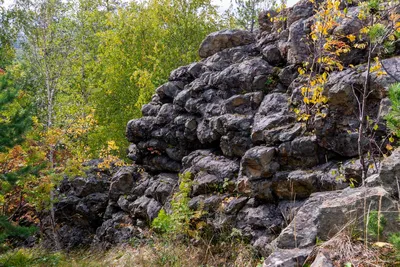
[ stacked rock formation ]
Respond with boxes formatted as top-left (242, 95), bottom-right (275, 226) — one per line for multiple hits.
top-left (50, 0), bottom-right (400, 265)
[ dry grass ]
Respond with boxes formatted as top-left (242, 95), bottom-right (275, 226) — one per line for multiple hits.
top-left (307, 232), bottom-right (395, 267)
top-left (0, 236), bottom-right (262, 267)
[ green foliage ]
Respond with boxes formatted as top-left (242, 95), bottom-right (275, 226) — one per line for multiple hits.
top-left (91, 0), bottom-right (224, 155)
top-left (0, 74), bottom-right (31, 153)
top-left (388, 232), bottom-right (400, 251)
top-left (0, 2), bottom-right (16, 68)
top-left (386, 83), bottom-right (400, 137)
top-left (367, 211), bottom-right (386, 238)
top-left (152, 171), bottom-right (208, 240)
top-left (231, 0), bottom-right (276, 32)
top-left (0, 216), bottom-right (37, 250)
top-left (369, 23), bottom-right (386, 44)
top-left (367, 0), bottom-right (380, 11)
top-left (152, 172), bottom-right (196, 237)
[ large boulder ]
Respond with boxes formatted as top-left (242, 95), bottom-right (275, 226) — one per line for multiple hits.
top-left (270, 187), bottom-right (398, 251)
top-left (198, 29), bottom-right (256, 58)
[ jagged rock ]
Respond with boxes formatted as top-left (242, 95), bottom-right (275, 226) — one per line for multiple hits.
top-left (374, 56), bottom-right (400, 90)
top-left (252, 93), bottom-right (294, 143)
top-left (240, 146), bottom-right (279, 180)
top-left (286, 0), bottom-right (316, 27)
top-left (310, 252), bottom-right (334, 267)
top-left (333, 6), bottom-right (363, 36)
top-left (263, 124), bottom-right (303, 146)
top-left (272, 171), bottom-right (319, 200)
top-left (57, 225), bottom-right (93, 250)
top-left (270, 187), bottom-right (398, 251)
top-left (128, 195), bottom-right (162, 221)
top-left (189, 195), bottom-right (225, 216)
top-left (183, 150), bottom-right (240, 180)
top-left (278, 135), bottom-right (321, 169)
top-left (155, 81), bottom-right (185, 103)
top-left (278, 65), bottom-right (299, 87)
top-left (198, 29), bottom-right (256, 58)
top-left (287, 18), bottom-right (312, 64)
top-left (236, 204), bottom-right (282, 241)
top-left (141, 101), bottom-right (161, 117)
top-left (75, 193), bottom-right (109, 222)
top-left (224, 197), bottom-right (249, 214)
top-left (376, 147), bottom-right (400, 197)
top-left (324, 69), bottom-right (359, 116)
top-left (70, 176), bottom-right (109, 197)
top-left (126, 117), bottom-right (155, 143)
top-left (93, 212), bottom-right (139, 250)
top-left (262, 44), bottom-right (283, 65)
top-left (109, 166), bottom-right (139, 201)
top-left (144, 173), bottom-right (178, 204)
top-left (263, 248), bottom-right (312, 267)
top-left (141, 155), bottom-right (181, 172)
top-left (208, 57), bottom-right (274, 93)
top-left (377, 97), bottom-right (391, 121)
top-left (220, 134), bottom-right (253, 157)
top-left (224, 92), bottom-right (264, 115)
top-left (192, 173), bottom-right (222, 196)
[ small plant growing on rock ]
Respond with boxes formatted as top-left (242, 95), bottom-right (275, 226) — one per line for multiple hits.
top-left (152, 171), bottom-right (206, 239)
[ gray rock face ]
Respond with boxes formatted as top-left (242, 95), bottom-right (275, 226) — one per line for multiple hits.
top-left (376, 147), bottom-right (400, 198)
top-left (240, 146), bottom-right (279, 180)
top-left (269, 186), bottom-right (398, 252)
top-left (263, 248), bottom-right (312, 267)
top-left (198, 29), bottom-right (256, 58)
top-left (310, 252), bottom-right (334, 267)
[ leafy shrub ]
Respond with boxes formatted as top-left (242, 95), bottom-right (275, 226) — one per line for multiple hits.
top-left (152, 171), bottom-right (194, 236)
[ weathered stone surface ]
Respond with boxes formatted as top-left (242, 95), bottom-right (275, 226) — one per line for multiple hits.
top-left (240, 146), bottom-right (279, 180)
top-left (144, 173), bottom-right (178, 203)
top-left (183, 150), bottom-right (240, 180)
top-left (236, 203), bottom-right (283, 241)
top-left (70, 176), bottom-right (109, 197)
top-left (287, 19), bottom-right (312, 64)
top-left (109, 166), bottom-right (139, 201)
top-left (376, 147), bottom-right (400, 197)
top-left (278, 136), bottom-right (321, 169)
top-left (263, 248), bottom-right (312, 267)
top-left (310, 252), bottom-right (334, 267)
top-left (271, 187), bottom-right (398, 251)
top-left (198, 29), bottom-right (256, 58)
top-left (93, 212), bottom-right (139, 250)
top-left (128, 195), bottom-right (162, 221)
top-left (252, 93), bottom-right (294, 143)
top-left (278, 65), bottom-right (298, 87)
top-left (262, 44), bottom-right (283, 65)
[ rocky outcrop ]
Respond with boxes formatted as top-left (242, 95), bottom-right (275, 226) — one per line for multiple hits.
top-left (50, 0), bottom-right (400, 266)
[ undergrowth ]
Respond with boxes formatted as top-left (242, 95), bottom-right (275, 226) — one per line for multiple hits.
top-left (0, 240), bottom-right (261, 267)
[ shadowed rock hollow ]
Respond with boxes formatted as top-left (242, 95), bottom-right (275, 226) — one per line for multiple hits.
top-left (50, 0), bottom-right (400, 265)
